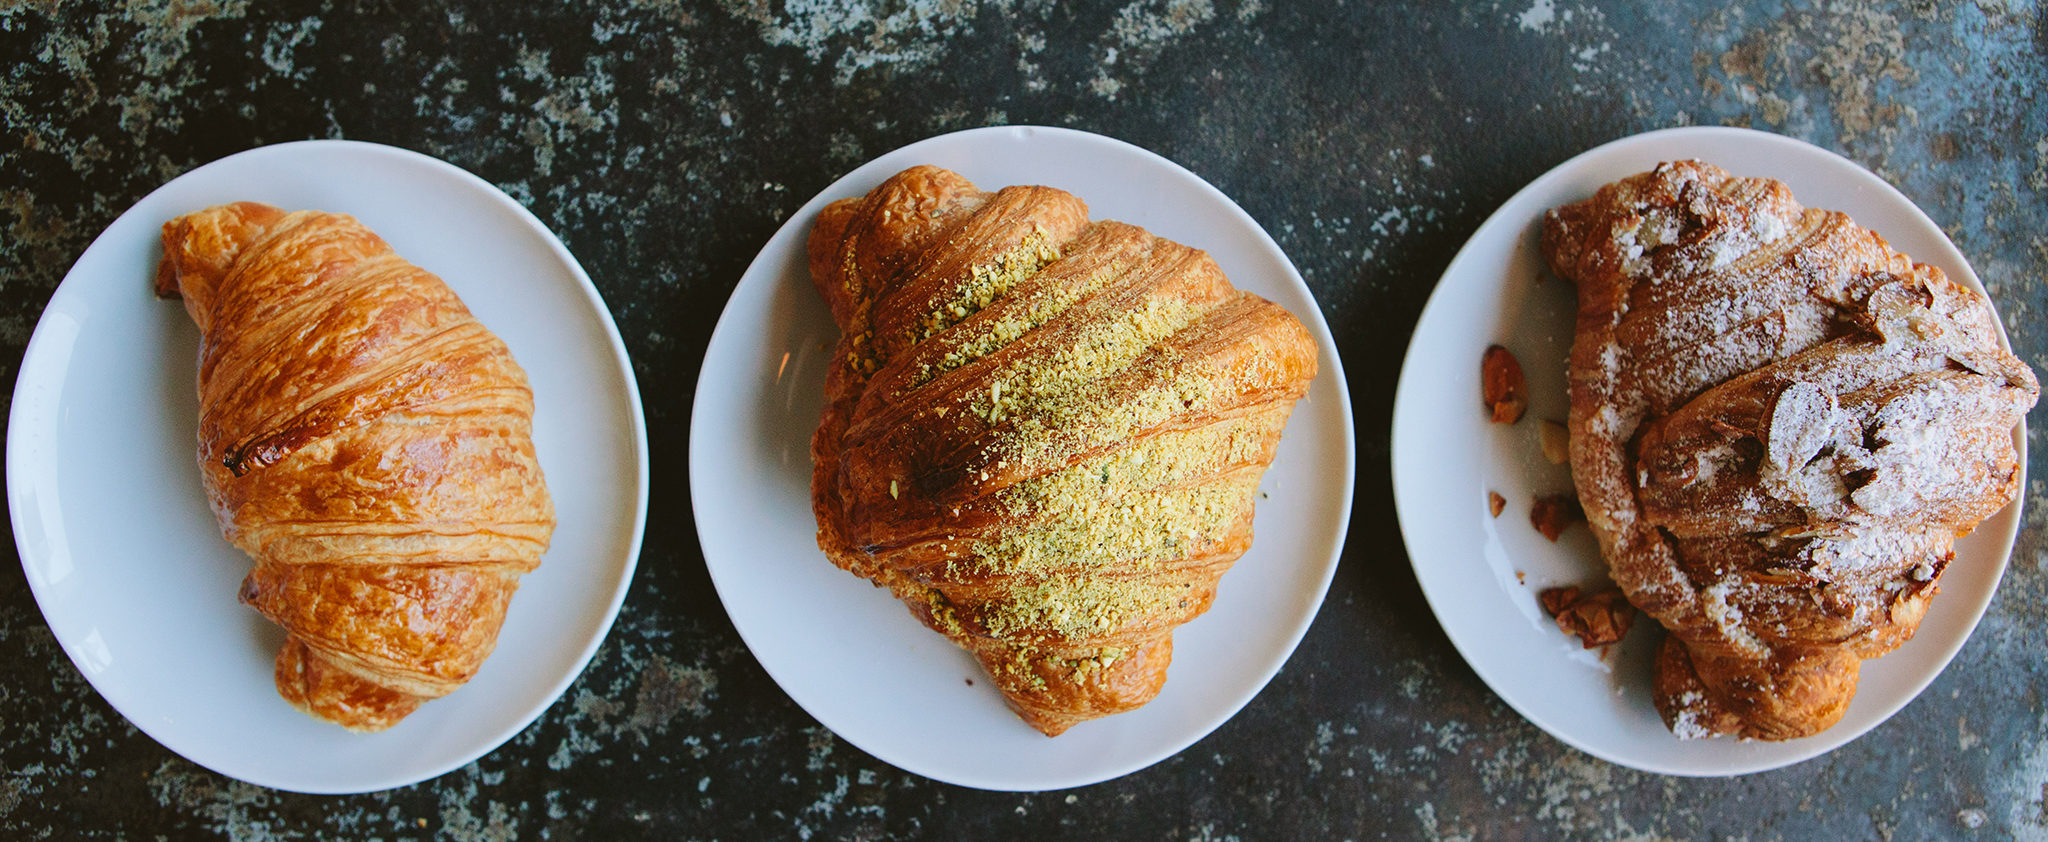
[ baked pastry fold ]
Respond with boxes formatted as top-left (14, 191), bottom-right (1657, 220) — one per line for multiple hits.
top-left (157, 202), bottom-right (554, 731)
top-left (807, 166), bottom-right (1317, 735)
top-left (1542, 161), bottom-right (2036, 740)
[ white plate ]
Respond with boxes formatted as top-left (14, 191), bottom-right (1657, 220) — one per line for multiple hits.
top-left (1391, 126), bottom-right (2029, 776)
top-left (692, 125), bottom-right (1355, 791)
top-left (7, 140), bottom-right (649, 794)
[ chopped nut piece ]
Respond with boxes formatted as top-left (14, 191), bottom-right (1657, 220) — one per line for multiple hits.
top-left (1487, 491), bottom-right (1506, 517)
top-left (1538, 585), bottom-right (1637, 648)
top-left (1530, 493), bottom-right (1584, 541)
top-left (1481, 345), bottom-right (1527, 423)
top-left (1539, 419), bottom-right (1569, 464)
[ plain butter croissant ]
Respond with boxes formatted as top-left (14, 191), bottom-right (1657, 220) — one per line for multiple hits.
top-left (157, 202), bottom-right (554, 731)
top-left (808, 166), bottom-right (1317, 736)
top-left (1542, 161), bottom-right (2037, 740)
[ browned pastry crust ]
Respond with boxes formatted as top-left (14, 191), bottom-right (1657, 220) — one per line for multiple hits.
top-left (157, 202), bottom-right (554, 731)
top-left (807, 166), bottom-right (1318, 736)
top-left (1542, 161), bottom-right (2037, 740)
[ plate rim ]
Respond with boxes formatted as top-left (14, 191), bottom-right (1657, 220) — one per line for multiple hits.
top-left (1389, 124), bottom-right (2029, 776)
top-left (690, 124), bottom-right (1356, 791)
top-left (5, 138), bottom-right (651, 794)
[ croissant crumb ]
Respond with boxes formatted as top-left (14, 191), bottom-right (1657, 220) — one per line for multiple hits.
top-left (1538, 585), bottom-right (1637, 649)
top-left (1529, 493), bottom-right (1584, 541)
top-left (1482, 344), bottom-right (1528, 423)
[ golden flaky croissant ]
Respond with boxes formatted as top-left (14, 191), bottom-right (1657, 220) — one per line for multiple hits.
top-left (807, 166), bottom-right (1317, 736)
top-left (1542, 161), bottom-right (2037, 740)
top-left (156, 202), bottom-right (554, 731)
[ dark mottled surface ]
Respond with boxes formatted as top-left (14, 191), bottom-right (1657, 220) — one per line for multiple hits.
top-left (4, 1), bottom-right (2046, 838)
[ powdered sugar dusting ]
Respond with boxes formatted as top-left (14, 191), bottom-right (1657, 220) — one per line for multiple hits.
top-left (1669, 691), bottom-right (1713, 740)
top-left (1701, 577), bottom-right (1765, 655)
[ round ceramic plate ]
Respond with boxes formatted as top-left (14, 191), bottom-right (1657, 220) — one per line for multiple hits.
top-left (7, 140), bottom-right (649, 794)
top-left (1390, 126), bottom-right (2029, 776)
top-left (692, 125), bottom-right (1355, 791)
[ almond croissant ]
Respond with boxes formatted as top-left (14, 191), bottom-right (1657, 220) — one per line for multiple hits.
top-left (1542, 161), bottom-right (2037, 740)
top-left (808, 166), bottom-right (1317, 736)
top-left (156, 202), bottom-right (554, 731)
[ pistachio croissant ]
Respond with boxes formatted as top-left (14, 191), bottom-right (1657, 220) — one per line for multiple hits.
top-left (1542, 161), bottom-right (2036, 740)
top-left (808, 166), bottom-right (1317, 736)
top-left (156, 202), bottom-right (554, 731)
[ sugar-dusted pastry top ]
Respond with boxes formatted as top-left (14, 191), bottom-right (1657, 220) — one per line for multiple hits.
top-left (1542, 161), bottom-right (2037, 740)
top-left (807, 166), bottom-right (1317, 736)
top-left (158, 202), bottom-right (554, 731)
